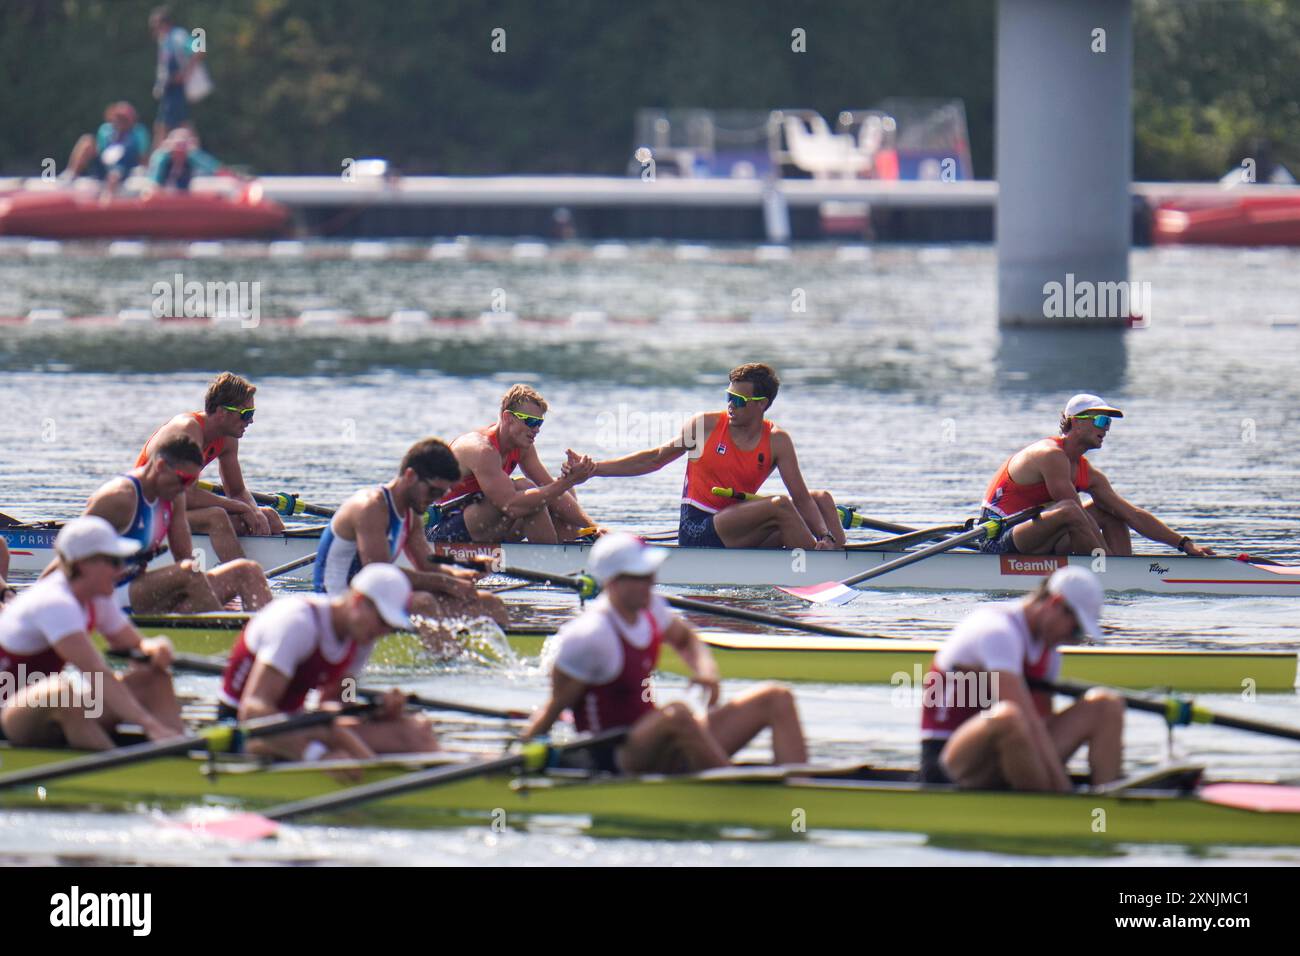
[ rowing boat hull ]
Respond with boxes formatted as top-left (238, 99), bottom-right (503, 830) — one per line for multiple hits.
top-left (8, 527), bottom-right (1300, 597)
top-left (135, 625), bottom-right (1298, 692)
top-left (0, 748), bottom-right (1296, 847)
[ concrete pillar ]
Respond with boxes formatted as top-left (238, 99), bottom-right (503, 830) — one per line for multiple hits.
top-left (997, 0), bottom-right (1132, 326)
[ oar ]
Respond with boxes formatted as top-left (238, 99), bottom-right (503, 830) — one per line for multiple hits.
top-left (198, 481), bottom-right (336, 519)
top-left (264, 552), bottom-right (316, 580)
top-left (779, 505), bottom-right (1046, 606)
top-left (203, 727), bottom-right (629, 839)
top-left (0, 702), bottom-right (374, 792)
top-left (711, 488), bottom-right (914, 536)
top-left (845, 524), bottom-right (967, 552)
top-left (112, 648), bottom-right (530, 720)
top-left (444, 560), bottom-right (892, 640)
top-left (1035, 678), bottom-right (1300, 743)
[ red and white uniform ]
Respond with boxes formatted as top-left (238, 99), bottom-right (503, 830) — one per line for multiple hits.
top-left (551, 593), bottom-right (675, 733)
top-left (135, 411), bottom-right (225, 469)
top-left (982, 436), bottom-right (1091, 517)
top-left (681, 416), bottom-right (775, 513)
top-left (437, 424), bottom-right (521, 506)
top-left (0, 571), bottom-right (130, 680)
top-left (219, 595), bottom-right (372, 714)
top-left (920, 602), bottom-right (1060, 741)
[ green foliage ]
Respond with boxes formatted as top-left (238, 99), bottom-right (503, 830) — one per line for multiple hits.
top-left (0, 0), bottom-right (1295, 181)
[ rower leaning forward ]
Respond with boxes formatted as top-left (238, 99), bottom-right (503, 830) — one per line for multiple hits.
top-left (427, 384), bottom-right (603, 544)
top-left (920, 566), bottom-right (1124, 791)
top-left (315, 438), bottom-right (507, 648)
top-left (220, 562), bottom-right (437, 761)
top-left (576, 363), bottom-right (845, 549)
top-left (135, 371), bottom-right (285, 563)
top-left (0, 517), bottom-right (183, 749)
top-left (978, 393), bottom-right (1215, 557)
top-left (525, 533), bottom-right (807, 772)
top-left (77, 437), bottom-right (270, 614)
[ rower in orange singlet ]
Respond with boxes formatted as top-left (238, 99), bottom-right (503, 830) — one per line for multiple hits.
top-left (135, 371), bottom-right (284, 562)
top-left (580, 363), bottom-right (845, 550)
top-left (978, 393), bottom-right (1215, 557)
top-left (427, 384), bottom-right (603, 544)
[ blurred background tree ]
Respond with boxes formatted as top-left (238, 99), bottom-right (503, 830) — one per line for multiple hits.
top-left (0, 0), bottom-right (1294, 180)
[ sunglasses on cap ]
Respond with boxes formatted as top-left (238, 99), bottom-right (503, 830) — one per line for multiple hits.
top-left (222, 404), bottom-right (256, 423)
top-left (509, 410), bottom-right (544, 429)
top-left (1073, 414), bottom-right (1112, 429)
top-left (726, 390), bottom-right (766, 409)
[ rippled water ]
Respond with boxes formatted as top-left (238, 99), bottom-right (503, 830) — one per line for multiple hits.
top-left (0, 241), bottom-right (1297, 864)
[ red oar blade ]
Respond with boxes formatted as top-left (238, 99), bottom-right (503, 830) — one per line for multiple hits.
top-left (1200, 783), bottom-right (1300, 814)
top-left (777, 581), bottom-right (860, 605)
top-left (175, 812), bottom-right (281, 841)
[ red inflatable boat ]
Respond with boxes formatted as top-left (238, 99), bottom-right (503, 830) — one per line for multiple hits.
top-left (0, 185), bottom-right (289, 239)
top-left (1153, 193), bottom-right (1300, 247)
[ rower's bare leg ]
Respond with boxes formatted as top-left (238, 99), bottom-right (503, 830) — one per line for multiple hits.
top-left (1083, 500), bottom-right (1132, 556)
top-left (714, 496), bottom-right (816, 549)
top-left (129, 564), bottom-right (222, 613)
top-left (65, 134), bottom-right (97, 177)
top-left (811, 490), bottom-right (846, 547)
top-left (205, 559), bottom-right (272, 611)
top-left (0, 536), bottom-right (9, 579)
top-left (706, 683), bottom-right (808, 764)
top-left (350, 714), bottom-right (440, 753)
top-left (0, 675), bottom-right (115, 750)
top-left (940, 701), bottom-right (1061, 791)
top-left (1047, 688), bottom-right (1125, 785)
top-left (119, 666), bottom-right (185, 734)
top-left (230, 506), bottom-right (286, 536)
top-left (619, 702), bottom-right (730, 773)
top-left (186, 506), bottom-right (245, 561)
top-left (1009, 499), bottom-right (1106, 556)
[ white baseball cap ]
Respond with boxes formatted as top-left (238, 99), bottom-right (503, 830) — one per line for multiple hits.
top-left (54, 516), bottom-right (141, 563)
top-left (351, 562), bottom-right (413, 629)
top-left (1047, 565), bottom-right (1104, 640)
top-left (587, 532), bottom-right (669, 584)
top-left (1064, 393), bottom-right (1124, 419)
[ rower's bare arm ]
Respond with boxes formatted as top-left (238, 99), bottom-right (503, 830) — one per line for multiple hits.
top-left (168, 492), bottom-right (196, 567)
top-left (476, 441), bottom-right (584, 517)
top-left (238, 660), bottom-right (291, 722)
top-left (84, 478), bottom-right (136, 533)
top-left (102, 623), bottom-right (175, 668)
top-left (1087, 469), bottom-right (1211, 554)
top-left (772, 431), bottom-right (830, 540)
top-left (353, 493), bottom-right (400, 566)
top-left (993, 670), bottom-right (1070, 791)
top-left (664, 618), bottom-right (720, 706)
top-left (54, 630), bottom-right (173, 739)
top-left (400, 521), bottom-right (479, 594)
top-left (524, 669), bottom-right (587, 739)
top-left (1037, 448), bottom-right (1085, 505)
top-left (217, 441), bottom-right (261, 519)
top-left (592, 413), bottom-right (707, 477)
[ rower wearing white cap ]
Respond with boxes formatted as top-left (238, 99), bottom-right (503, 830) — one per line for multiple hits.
top-left (920, 566), bottom-right (1124, 792)
top-left (524, 533), bottom-right (808, 773)
top-left (0, 517), bottom-right (183, 749)
top-left (219, 562), bottom-right (438, 762)
top-left (978, 393), bottom-right (1214, 557)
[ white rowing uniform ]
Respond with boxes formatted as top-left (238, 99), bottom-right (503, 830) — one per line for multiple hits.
top-left (921, 601), bottom-right (1060, 742)
top-left (0, 570), bottom-right (129, 681)
top-left (219, 595), bottom-right (374, 714)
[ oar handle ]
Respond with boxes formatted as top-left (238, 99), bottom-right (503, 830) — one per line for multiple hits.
top-left (1032, 678), bottom-right (1300, 743)
top-left (712, 486), bottom-right (763, 502)
top-left (115, 649), bottom-right (527, 721)
top-left (264, 552), bottom-right (317, 579)
top-left (200, 481), bottom-right (336, 519)
top-left (261, 727), bottom-right (629, 822)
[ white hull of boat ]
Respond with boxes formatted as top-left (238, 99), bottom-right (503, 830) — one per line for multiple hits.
top-left (6, 526), bottom-right (1300, 596)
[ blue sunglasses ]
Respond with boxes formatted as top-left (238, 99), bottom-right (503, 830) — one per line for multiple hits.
top-left (1074, 414), bottom-right (1113, 429)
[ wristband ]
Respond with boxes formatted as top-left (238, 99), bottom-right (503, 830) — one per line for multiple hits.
top-left (1177, 536), bottom-right (1191, 554)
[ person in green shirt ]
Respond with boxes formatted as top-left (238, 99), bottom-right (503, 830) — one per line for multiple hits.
top-left (64, 102), bottom-right (151, 196)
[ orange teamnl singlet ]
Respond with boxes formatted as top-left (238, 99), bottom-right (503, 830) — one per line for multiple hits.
top-left (681, 416), bottom-right (775, 513)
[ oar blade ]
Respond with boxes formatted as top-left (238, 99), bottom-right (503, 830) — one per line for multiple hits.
top-left (1200, 783), bottom-right (1300, 814)
top-left (777, 581), bottom-right (860, 605)
top-left (184, 812), bottom-right (281, 841)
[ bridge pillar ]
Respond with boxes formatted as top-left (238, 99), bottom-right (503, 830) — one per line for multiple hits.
top-left (997, 0), bottom-right (1133, 326)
